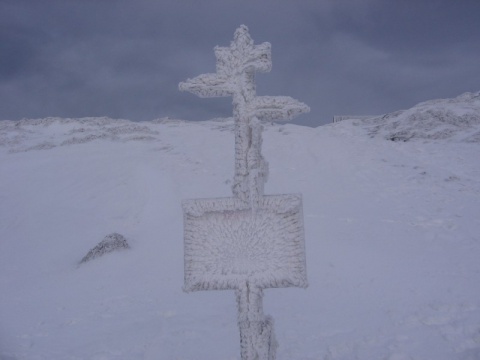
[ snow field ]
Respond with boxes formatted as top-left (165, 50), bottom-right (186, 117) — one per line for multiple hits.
top-left (1, 108), bottom-right (479, 359)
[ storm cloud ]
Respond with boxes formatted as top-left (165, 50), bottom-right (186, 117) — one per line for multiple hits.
top-left (1, 0), bottom-right (479, 126)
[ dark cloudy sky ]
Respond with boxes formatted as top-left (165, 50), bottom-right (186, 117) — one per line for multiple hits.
top-left (1, 0), bottom-right (479, 126)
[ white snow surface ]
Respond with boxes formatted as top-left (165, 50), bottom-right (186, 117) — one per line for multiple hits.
top-left (1, 94), bottom-right (480, 359)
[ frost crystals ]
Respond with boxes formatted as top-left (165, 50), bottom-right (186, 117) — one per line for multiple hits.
top-left (180, 25), bottom-right (309, 360)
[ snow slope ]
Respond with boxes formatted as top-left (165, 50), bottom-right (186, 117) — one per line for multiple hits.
top-left (1, 95), bottom-right (480, 359)
top-left (359, 91), bottom-right (480, 142)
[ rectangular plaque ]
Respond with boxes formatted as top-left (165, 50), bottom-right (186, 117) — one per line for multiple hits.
top-left (183, 194), bottom-right (307, 292)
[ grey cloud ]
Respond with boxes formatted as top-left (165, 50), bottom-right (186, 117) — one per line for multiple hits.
top-left (1, 0), bottom-right (479, 125)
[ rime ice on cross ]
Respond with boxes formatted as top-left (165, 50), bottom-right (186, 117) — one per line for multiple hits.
top-left (180, 24), bottom-right (309, 208)
top-left (180, 25), bottom-right (309, 360)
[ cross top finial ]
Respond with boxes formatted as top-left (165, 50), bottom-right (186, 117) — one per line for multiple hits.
top-left (233, 25), bottom-right (252, 47)
top-left (215, 25), bottom-right (271, 79)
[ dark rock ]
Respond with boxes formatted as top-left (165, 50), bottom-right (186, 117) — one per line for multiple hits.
top-left (80, 233), bottom-right (130, 264)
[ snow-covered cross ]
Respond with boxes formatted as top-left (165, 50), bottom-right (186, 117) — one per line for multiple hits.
top-left (180, 25), bottom-right (309, 360)
top-left (180, 24), bottom-right (309, 208)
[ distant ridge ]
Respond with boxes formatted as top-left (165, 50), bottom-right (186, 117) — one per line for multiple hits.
top-left (354, 91), bottom-right (480, 142)
top-left (332, 115), bottom-right (377, 123)
top-left (2, 91), bottom-right (480, 147)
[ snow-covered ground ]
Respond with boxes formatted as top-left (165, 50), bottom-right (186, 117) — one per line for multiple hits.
top-left (1, 92), bottom-right (479, 359)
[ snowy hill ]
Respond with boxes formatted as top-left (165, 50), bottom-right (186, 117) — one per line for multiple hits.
top-left (355, 91), bottom-right (480, 143)
top-left (1, 94), bottom-right (480, 359)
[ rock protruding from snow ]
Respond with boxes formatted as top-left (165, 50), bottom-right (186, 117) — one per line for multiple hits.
top-left (360, 91), bottom-right (480, 142)
top-left (80, 233), bottom-right (130, 264)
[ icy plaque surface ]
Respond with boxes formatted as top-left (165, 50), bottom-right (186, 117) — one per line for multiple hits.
top-left (183, 194), bottom-right (307, 292)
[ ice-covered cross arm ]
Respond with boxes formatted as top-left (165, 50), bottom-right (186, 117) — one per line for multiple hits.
top-left (250, 96), bottom-right (310, 122)
top-left (178, 73), bottom-right (234, 98)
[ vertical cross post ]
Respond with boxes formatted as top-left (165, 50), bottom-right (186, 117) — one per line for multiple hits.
top-left (180, 25), bottom-right (309, 360)
top-left (236, 282), bottom-right (277, 360)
